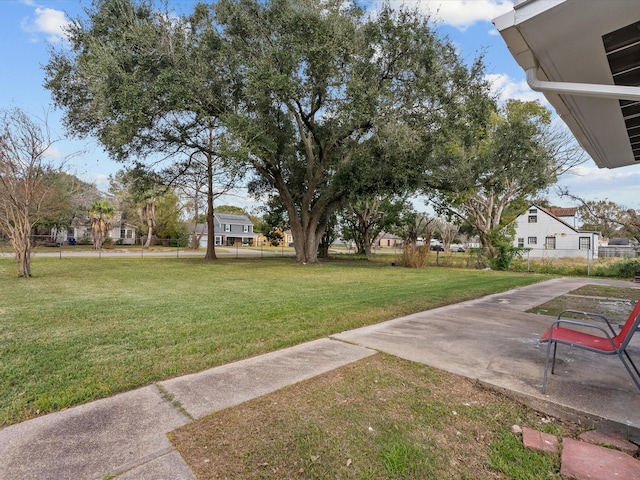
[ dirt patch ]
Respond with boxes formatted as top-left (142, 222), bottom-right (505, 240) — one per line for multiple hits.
top-left (170, 354), bottom-right (580, 479)
top-left (527, 285), bottom-right (640, 324)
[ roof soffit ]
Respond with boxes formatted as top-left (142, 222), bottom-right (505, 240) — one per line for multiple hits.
top-left (493, 0), bottom-right (640, 169)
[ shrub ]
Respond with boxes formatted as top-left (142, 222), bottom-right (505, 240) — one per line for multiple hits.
top-left (402, 244), bottom-right (429, 268)
top-left (593, 258), bottom-right (640, 278)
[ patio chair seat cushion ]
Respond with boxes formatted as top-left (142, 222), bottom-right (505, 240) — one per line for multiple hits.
top-left (541, 327), bottom-right (619, 352)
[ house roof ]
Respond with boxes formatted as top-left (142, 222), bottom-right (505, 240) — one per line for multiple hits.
top-left (377, 232), bottom-right (403, 241)
top-left (215, 213), bottom-right (253, 225)
top-left (190, 213), bottom-right (258, 237)
top-left (547, 207), bottom-right (577, 218)
top-left (493, 1), bottom-right (640, 169)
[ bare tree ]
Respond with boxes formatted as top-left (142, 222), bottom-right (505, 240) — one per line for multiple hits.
top-left (436, 218), bottom-right (459, 251)
top-left (559, 188), bottom-right (640, 243)
top-left (0, 108), bottom-right (66, 277)
top-left (393, 209), bottom-right (437, 268)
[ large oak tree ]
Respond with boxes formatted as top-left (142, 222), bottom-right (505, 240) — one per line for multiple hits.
top-left (216, 0), bottom-right (491, 263)
top-left (45, 0), bottom-right (491, 263)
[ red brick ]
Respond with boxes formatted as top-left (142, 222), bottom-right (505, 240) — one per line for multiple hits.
top-left (578, 430), bottom-right (639, 455)
top-left (561, 438), bottom-right (640, 480)
top-left (522, 427), bottom-right (558, 453)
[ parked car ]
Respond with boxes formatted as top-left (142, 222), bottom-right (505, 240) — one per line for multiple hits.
top-left (451, 246), bottom-right (465, 253)
top-left (431, 244), bottom-right (445, 251)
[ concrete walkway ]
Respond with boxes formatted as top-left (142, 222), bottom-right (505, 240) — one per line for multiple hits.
top-left (1, 277), bottom-right (640, 479)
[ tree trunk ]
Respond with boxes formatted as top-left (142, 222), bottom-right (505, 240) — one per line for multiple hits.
top-left (190, 192), bottom-right (201, 249)
top-left (191, 217), bottom-right (200, 249)
top-left (478, 231), bottom-right (497, 259)
top-left (290, 218), bottom-right (323, 264)
top-left (17, 247), bottom-right (31, 277)
top-left (14, 228), bottom-right (31, 277)
top-left (204, 153), bottom-right (217, 261)
top-left (143, 219), bottom-right (153, 248)
top-left (362, 226), bottom-right (373, 257)
top-left (317, 239), bottom-right (330, 259)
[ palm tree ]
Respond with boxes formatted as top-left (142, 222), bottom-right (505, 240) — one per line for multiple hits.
top-left (88, 200), bottom-right (115, 249)
top-left (139, 199), bottom-right (156, 249)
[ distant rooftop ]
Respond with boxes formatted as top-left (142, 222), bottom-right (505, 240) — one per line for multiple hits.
top-left (547, 207), bottom-right (577, 218)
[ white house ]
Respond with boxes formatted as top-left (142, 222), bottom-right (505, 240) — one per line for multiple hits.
top-left (70, 222), bottom-right (137, 245)
top-left (513, 205), bottom-right (599, 259)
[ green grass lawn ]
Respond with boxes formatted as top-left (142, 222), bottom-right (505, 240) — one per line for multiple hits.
top-left (0, 256), bottom-right (545, 427)
top-left (172, 354), bottom-right (574, 480)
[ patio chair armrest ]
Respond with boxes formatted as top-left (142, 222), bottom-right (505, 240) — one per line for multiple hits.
top-left (557, 310), bottom-right (616, 335)
top-left (548, 318), bottom-right (618, 349)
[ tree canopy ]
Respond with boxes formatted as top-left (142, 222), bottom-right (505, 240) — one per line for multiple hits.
top-left (215, 0), bottom-right (492, 262)
top-left (45, 0), bottom-right (242, 260)
top-left (44, 0), bottom-right (493, 264)
top-left (431, 99), bottom-right (586, 266)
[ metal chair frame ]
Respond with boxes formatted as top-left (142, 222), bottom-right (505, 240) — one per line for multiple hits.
top-left (540, 302), bottom-right (640, 393)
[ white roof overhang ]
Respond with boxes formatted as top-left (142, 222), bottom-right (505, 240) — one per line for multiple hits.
top-left (493, 0), bottom-right (640, 169)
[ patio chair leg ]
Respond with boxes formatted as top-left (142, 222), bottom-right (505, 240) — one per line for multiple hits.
top-left (624, 351), bottom-right (640, 378)
top-left (542, 339), bottom-right (555, 394)
top-left (551, 343), bottom-right (558, 374)
top-left (620, 351), bottom-right (640, 391)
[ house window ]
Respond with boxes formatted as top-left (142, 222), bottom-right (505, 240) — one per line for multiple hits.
top-left (517, 238), bottom-right (524, 248)
top-left (579, 237), bottom-right (591, 250)
top-left (243, 225), bottom-right (249, 233)
top-left (529, 208), bottom-right (538, 214)
top-left (224, 224), bottom-right (231, 232)
top-left (214, 236), bottom-right (222, 246)
top-left (528, 237), bottom-right (537, 245)
top-left (120, 229), bottom-right (126, 238)
top-left (528, 215), bottom-right (537, 223)
top-left (545, 237), bottom-right (556, 249)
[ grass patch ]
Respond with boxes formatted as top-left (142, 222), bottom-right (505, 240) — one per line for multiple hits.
top-left (489, 432), bottom-right (560, 480)
top-left (0, 256), bottom-right (544, 426)
top-left (170, 354), bottom-right (577, 479)
top-left (568, 285), bottom-right (640, 300)
top-left (527, 284), bottom-right (640, 323)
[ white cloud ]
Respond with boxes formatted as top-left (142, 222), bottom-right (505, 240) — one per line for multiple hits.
top-left (21, 5), bottom-right (69, 43)
top-left (555, 164), bottom-right (640, 208)
top-left (42, 144), bottom-right (66, 160)
top-left (76, 172), bottom-right (110, 191)
top-left (386, 0), bottom-right (513, 30)
top-left (485, 73), bottom-right (549, 105)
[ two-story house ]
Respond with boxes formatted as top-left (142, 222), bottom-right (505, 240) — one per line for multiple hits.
top-left (191, 213), bottom-right (258, 248)
top-left (513, 205), bottom-right (599, 259)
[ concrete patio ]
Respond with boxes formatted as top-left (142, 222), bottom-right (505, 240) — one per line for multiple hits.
top-left (1, 276), bottom-right (640, 479)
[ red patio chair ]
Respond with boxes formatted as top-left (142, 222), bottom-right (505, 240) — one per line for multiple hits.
top-left (540, 300), bottom-right (640, 393)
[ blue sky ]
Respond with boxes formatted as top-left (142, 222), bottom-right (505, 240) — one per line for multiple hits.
top-left (2, 0), bottom-right (639, 210)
